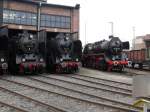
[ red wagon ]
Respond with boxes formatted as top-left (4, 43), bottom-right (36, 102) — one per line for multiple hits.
top-left (124, 48), bottom-right (150, 69)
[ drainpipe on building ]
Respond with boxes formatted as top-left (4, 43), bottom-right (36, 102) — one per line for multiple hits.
top-left (37, 1), bottom-right (47, 61)
top-left (37, 1), bottom-right (42, 55)
top-left (37, 2), bottom-right (41, 38)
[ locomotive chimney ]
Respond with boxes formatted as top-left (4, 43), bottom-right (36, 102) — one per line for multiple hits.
top-left (109, 35), bottom-right (114, 39)
top-left (109, 22), bottom-right (114, 37)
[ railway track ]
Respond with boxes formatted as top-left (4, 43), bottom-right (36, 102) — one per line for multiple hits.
top-left (28, 76), bottom-right (134, 106)
top-left (125, 68), bottom-right (150, 76)
top-left (0, 75), bottom-right (140, 112)
top-left (71, 74), bottom-right (132, 91)
top-left (0, 101), bottom-right (28, 112)
top-left (40, 74), bottom-right (132, 96)
top-left (81, 66), bottom-right (149, 77)
top-left (0, 86), bottom-right (66, 112)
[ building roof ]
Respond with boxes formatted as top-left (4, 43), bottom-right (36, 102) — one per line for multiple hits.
top-left (136, 36), bottom-right (144, 39)
top-left (144, 34), bottom-right (150, 41)
top-left (8, 0), bottom-right (80, 9)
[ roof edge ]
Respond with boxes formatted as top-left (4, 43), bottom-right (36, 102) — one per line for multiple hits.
top-left (8, 0), bottom-right (80, 9)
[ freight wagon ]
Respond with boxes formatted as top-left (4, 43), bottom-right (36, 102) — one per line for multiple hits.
top-left (124, 48), bottom-right (150, 69)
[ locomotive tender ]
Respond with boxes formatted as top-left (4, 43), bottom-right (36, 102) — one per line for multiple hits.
top-left (9, 31), bottom-right (46, 74)
top-left (46, 33), bottom-right (82, 73)
top-left (82, 36), bottom-right (129, 71)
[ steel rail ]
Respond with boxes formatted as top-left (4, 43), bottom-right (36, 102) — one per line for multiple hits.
top-left (0, 77), bottom-right (140, 112)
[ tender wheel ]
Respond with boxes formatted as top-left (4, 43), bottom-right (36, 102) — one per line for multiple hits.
top-left (132, 63), bottom-right (135, 68)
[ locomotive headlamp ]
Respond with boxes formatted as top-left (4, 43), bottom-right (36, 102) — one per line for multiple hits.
top-left (112, 57), bottom-right (115, 61)
top-left (29, 35), bottom-right (33, 39)
top-left (66, 37), bottom-right (69, 40)
top-left (40, 58), bottom-right (44, 62)
top-left (22, 58), bottom-right (26, 62)
top-left (60, 58), bottom-right (63, 62)
top-left (1, 58), bottom-right (4, 62)
top-left (76, 58), bottom-right (79, 62)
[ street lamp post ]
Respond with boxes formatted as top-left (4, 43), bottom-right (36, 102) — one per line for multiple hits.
top-left (85, 23), bottom-right (86, 45)
top-left (37, 2), bottom-right (41, 32)
top-left (132, 26), bottom-right (136, 50)
top-left (37, 1), bottom-right (42, 55)
top-left (109, 22), bottom-right (114, 37)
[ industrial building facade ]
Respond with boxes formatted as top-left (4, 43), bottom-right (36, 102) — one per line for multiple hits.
top-left (0, 0), bottom-right (80, 38)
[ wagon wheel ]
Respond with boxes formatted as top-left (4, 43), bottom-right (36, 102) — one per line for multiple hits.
top-left (132, 63), bottom-right (135, 68)
top-left (139, 63), bottom-right (143, 69)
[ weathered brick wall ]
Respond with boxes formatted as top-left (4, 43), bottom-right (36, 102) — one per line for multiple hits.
top-left (71, 8), bottom-right (79, 38)
top-left (41, 6), bottom-right (71, 16)
top-left (3, 23), bottom-right (36, 31)
top-left (3, 0), bottom-right (37, 12)
top-left (41, 27), bottom-right (71, 33)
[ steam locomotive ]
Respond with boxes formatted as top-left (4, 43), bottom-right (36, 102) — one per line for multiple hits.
top-left (9, 31), bottom-right (46, 74)
top-left (0, 26), bottom-right (8, 74)
top-left (82, 36), bottom-right (129, 71)
top-left (46, 33), bottom-right (82, 73)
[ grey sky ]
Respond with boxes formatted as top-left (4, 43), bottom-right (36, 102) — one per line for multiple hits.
top-left (47, 0), bottom-right (150, 46)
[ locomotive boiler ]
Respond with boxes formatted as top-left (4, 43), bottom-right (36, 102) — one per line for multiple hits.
top-left (82, 36), bottom-right (129, 71)
top-left (9, 31), bottom-right (46, 74)
top-left (46, 33), bottom-right (82, 73)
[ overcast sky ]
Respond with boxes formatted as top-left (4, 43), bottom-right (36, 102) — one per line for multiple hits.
top-left (47, 0), bottom-right (150, 46)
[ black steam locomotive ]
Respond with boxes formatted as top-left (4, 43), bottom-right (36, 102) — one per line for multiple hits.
top-left (82, 36), bottom-right (129, 71)
top-left (46, 33), bottom-right (82, 73)
top-left (0, 26), bottom-right (8, 74)
top-left (9, 31), bottom-right (46, 74)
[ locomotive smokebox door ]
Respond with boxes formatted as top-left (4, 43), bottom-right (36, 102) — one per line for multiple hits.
top-left (133, 75), bottom-right (150, 98)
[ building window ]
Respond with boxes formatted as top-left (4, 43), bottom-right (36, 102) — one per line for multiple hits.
top-left (40, 14), bottom-right (71, 29)
top-left (3, 9), bottom-right (37, 26)
top-left (3, 9), bottom-right (71, 29)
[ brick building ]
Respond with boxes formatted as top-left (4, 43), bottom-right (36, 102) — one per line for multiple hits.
top-left (132, 35), bottom-right (150, 50)
top-left (0, 0), bottom-right (80, 39)
top-left (132, 34), bottom-right (150, 59)
top-left (132, 36), bottom-right (146, 50)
